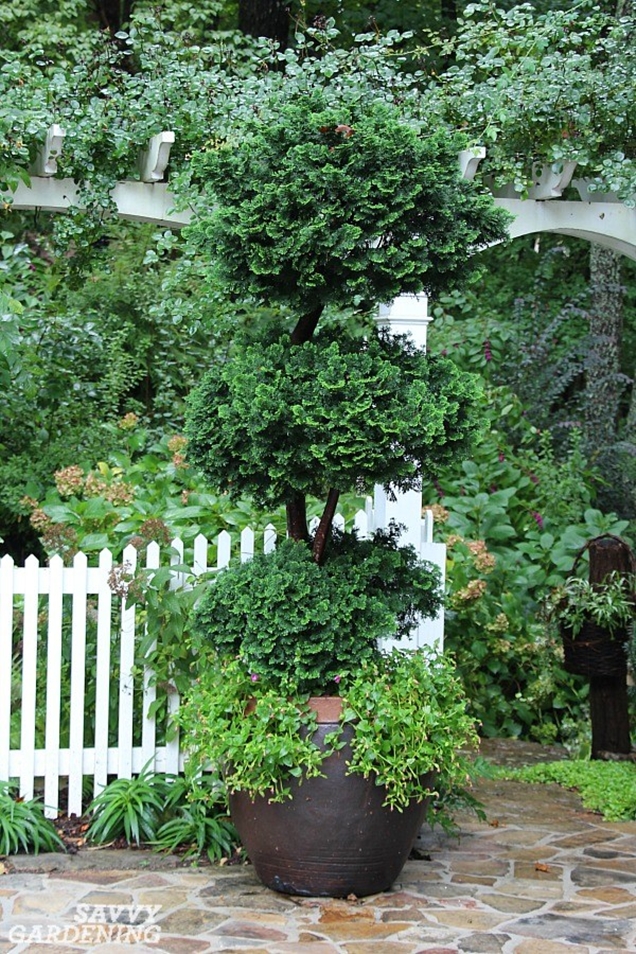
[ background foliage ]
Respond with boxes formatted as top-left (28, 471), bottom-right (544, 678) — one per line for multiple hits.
top-left (1, 0), bottom-right (635, 750)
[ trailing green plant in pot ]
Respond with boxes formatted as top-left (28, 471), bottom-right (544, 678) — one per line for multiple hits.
top-left (545, 571), bottom-right (636, 679)
top-left (178, 91), bottom-right (511, 898)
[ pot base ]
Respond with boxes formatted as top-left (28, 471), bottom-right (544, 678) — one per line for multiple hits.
top-left (229, 716), bottom-right (434, 898)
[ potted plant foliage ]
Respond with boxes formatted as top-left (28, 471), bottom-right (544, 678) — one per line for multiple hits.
top-left (177, 93), bottom-right (510, 898)
top-left (546, 570), bottom-right (635, 679)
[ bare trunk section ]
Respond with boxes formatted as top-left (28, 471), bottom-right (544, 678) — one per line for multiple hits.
top-left (92, 0), bottom-right (133, 33)
top-left (238, 0), bottom-right (291, 46)
top-left (626, 387), bottom-right (636, 441)
top-left (290, 306), bottom-right (323, 346)
top-left (588, 535), bottom-right (633, 759)
top-left (285, 305), bottom-right (325, 544)
top-left (585, 244), bottom-right (624, 450)
top-left (286, 491), bottom-right (309, 543)
top-left (312, 489), bottom-right (340, 565)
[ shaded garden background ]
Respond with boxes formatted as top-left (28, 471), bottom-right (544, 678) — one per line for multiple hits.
top-left (1, 0), bottom-right (635, 749)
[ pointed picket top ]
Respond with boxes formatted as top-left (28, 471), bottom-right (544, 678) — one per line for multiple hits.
top-left (71, 549), bottom-right (88, 576)
top-left (98, 547), bottom-right (114, 568)
top-left (217, 530), bottom-right (232, 569)
top-left (264, 524), bottom-right (277, 553)
top-left (354, 508), bottom-right (370, 539)
top-left (169, 538), bottom-right (186, 590)
top-left (0, 553), bottom-right (15, 570)
top-left (241, 527), bottom-right (255, 562)
top-left (193, 534), bottom-right (209, 576)
top-left (122, 543), bottom-right (139, 569)
top-left (25, 553), bottom-right (40, 571)
top-left (145, 541), bottom-right (161, 570)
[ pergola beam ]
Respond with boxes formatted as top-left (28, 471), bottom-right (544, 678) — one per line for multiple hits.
top-left (6, 134), bottom-right (636, 260)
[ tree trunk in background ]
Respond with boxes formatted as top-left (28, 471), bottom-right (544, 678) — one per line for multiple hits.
top-left (626, 386), bottom-right (636, 440)
top-left (584, 244), bottom-right (624, 450)
top-left (440, 0), bottom-right (458, 23)
top-left (93, 0), bottom-right (133, 33)
top-left (238, 0), bottom-right (291, 46)
top-left (588, 536), bottom-right (633, 759)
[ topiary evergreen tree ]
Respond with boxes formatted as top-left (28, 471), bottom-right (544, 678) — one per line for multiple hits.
top-left (182, 94), bottom-right (511, 692)
top-left (185, 94), bottom-right (510, 573)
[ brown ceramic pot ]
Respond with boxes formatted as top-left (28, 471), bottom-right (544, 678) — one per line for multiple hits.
top-left (229, 696), bottom-right (434, 898)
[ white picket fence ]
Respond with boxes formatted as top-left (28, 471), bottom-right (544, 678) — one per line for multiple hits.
top-left (0, 508), bottom-right (445, 819)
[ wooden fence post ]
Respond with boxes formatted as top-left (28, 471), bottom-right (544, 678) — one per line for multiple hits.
top-left (588, 535), bottom-right (634, 759)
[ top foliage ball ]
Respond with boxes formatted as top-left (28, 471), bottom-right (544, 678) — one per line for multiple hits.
top-left (187, 96), bottom-right (510, 311)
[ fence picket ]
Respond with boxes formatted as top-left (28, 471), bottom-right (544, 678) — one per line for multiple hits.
top-left (354, 508), bottom-right (370, 539)
top-left (68, 551), bottom-right (88, 816)
top-left (0, 555), bottom-right (15, 782)
top-left (43, 556), bottom-right (64, 818)
top-left (264, 524), bottom-right (277, 554)
top-left (19, 555), bottom-right (40, 801)
top-left (93, 549), bottom-right (113, 800)
top-left (0, 515), bottom-right (444, 815)
top-left (141, 543), bottom-right (160, 772)
top-left (241, 527), bottom-right (255, 562)
top-left (117, 545), bottom-right (138, 780)
top-left (217, 530), bottom-right (231, 568)
top-left (169, 537), bottom-right (186, 590)
top-left (193, 534), bottom-right (208, 577)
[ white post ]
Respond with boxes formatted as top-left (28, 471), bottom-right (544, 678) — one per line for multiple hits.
top-left (376, 294), bottom-right (444, 649)
top-left (378, 293), bottom-right (431, 349)
top-left (375, 293), bottom-right (431, 551)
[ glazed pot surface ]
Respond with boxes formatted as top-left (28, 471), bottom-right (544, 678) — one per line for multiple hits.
top-left (229, 712), bottom-right (433, 898)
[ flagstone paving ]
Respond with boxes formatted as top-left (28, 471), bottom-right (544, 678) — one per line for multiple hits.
top-left (1, 740), bottom-right (635, 953)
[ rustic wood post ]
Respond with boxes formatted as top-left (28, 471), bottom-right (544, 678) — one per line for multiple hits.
top-left (588, 535), bottom-right (633, 759)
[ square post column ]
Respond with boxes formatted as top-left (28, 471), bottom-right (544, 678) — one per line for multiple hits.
top-left (375, 295), bottom-right (445, 649)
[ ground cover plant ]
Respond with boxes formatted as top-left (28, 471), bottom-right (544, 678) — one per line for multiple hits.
top-left (501, 760), bottom-right (636, 822)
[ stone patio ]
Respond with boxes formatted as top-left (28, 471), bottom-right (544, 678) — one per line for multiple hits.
top-left (1, 740), bottom-right (635, 953)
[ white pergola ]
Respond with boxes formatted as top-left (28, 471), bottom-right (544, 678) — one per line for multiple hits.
top-left (8, 129), bottom-right (636, 648)
top-left (9, 130), bottom-right (636, 258)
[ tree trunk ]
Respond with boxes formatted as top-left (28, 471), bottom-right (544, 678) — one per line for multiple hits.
top-left (286, 491), bottom-right (309, 543)
top-left (312, 488), bottom-right (340, 565)
top-left (238, 0), bottom-right (291, 46)
top-left (92, 0), bottom-right (133, 33)
top-left (584, 244), bottom-right (624, 450)
top-left (587, 535), bottom-right (633, 759)
top-left (440, 0), bottom-right (458, 24)
top-left (626, 385), bottom-right (636, 440)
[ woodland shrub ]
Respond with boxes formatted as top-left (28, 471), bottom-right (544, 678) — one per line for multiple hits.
top-left (422, 387), bottom-right (631, 743)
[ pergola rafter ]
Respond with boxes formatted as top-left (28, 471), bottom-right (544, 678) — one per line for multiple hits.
top-left (6, 125), bottom-right (636, 260)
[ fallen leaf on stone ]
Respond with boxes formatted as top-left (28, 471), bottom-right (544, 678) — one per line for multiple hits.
top-left (489, 819), bottom-right (499, 827)
top-left (535, 863), bottom-right (551, 872)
